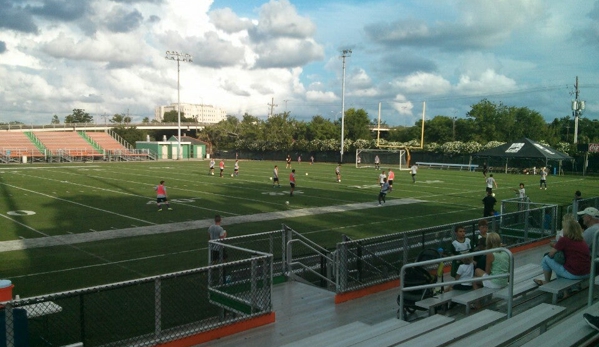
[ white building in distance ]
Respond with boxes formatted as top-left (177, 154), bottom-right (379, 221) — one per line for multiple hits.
top-left (155, 103), bottom-right (227, 123)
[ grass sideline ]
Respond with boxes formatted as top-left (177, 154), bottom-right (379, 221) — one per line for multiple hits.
top-left (0, 160), bottom-right (594, 297)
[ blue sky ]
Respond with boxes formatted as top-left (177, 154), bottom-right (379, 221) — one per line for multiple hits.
top-left (0, 0), bottom-right (597, 126)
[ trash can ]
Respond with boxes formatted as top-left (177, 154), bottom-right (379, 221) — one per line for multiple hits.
top-left (22, 156), bottom-right (27, 164)
top-left (0, 280), bottom-right (13, 301)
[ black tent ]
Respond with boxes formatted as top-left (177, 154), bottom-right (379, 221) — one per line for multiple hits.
top-left (473, 138), bottom-right (572, 174)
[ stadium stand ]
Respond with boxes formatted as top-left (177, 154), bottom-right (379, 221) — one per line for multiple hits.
top-left (0, 132), bottom-right (45, 163)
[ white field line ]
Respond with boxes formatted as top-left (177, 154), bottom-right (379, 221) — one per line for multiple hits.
top-left (10, 171), bottom-right (238, 216)
top-left (0, 182), bottom-right (156, 225)
top-left (0, 198), bottom-right (425, 253)
top-left (0, 213), bottom-right (48, 236)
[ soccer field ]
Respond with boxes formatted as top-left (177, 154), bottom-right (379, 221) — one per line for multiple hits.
top-left (0, 160), bottom-right (595, 297)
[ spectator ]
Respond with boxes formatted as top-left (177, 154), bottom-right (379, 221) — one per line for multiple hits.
top-left (579, 207), bottom-right (599, 256)
top-left (473, 232), bottom-right (509, 289)
top-left (534, 214), bottom-right (590, 290)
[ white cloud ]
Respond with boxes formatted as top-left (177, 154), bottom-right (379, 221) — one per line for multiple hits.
top-left (391, 72), bottom-right (451, 95)
top-left (306, 90), bottom-right (338, 103)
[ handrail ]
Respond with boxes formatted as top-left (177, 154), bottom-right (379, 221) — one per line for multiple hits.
top-left (398, 247), bottom-right (514, 320)
top-left (286, 239), bottom-right (336, 289)
top-left (589, 231), bottom-right (599, 307)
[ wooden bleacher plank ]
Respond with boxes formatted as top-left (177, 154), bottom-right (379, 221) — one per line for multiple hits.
top-left (280, 321), bottom-right (370, 347)
top-left (348, 314), bottom-right (455, 347)
top-left (520, 301), bottom-right (599, 347)
top-left (394, 309), bottom-right (506, 347)
top-left (446, 303), bottom-right (565, 347)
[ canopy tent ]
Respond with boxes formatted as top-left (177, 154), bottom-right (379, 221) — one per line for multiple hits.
top-left (472, 138), bottom-right (572, 174)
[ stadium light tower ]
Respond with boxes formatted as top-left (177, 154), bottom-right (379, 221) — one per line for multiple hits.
top-left (340, 49), bottom-right (352, 163)
top-left (571, 76), bottom-right (585, 144)
top-left (165, 51), bottom-right (192, 159)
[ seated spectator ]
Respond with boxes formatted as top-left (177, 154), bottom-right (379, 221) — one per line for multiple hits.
top-left (473, 232), bottom-right (509, 289)
top-left (534, 214), bottom-right (590, 288)
top-left (445, 256), bottom-right (474, 292)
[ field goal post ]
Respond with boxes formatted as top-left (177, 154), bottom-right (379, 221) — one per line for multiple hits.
top-left (356, 148), bottom-right (407, 170)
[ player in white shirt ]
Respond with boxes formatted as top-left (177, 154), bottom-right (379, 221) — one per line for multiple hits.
top-left (410, 164), bottom-right (418, 183)
top-left (378, 170), bottom-right (387, 186)
top-left (485, 174), bottom-right (497, 194)
top-left (209, 159), bottom-right (215, 175)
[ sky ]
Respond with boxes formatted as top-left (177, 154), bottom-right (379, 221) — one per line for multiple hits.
top-left (0, 0), bottom-right (598, 127)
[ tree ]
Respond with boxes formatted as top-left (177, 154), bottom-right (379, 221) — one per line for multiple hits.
top-left (162, 110), bottom-right (194, 123)
top-left (51, 115), bottom-right (60, 124)
top-left (110, 113), bottom-right (132, 124)
top-left (307, 115), bottom-right (338, 141)
top-left (64, 108), bottom-right (93, 123)
top-left (112, 126), bottom-right (148, 148)
top-left (142, 117), bottom-right (150, 123)
top-left (342, 108), bottom-right (371, 141)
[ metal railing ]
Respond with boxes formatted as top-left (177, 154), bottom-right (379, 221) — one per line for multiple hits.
top-left (398, 248), bottom-right (514, 320)
top-left (588, 230), bottom-right (599, 307)
top-left (2, 253), bottom-right (273, 347)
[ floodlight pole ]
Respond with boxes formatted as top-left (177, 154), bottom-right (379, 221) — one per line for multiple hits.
top-left (340, 49), bottom-right (352, 163)
top-left (572, 76), bottom-right (585, 145)
top-left (165, 51), bottom-right (193, 159)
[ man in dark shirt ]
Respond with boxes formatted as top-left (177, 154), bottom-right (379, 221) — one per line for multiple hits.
top-left (482, 191), bottom-right (497, 217)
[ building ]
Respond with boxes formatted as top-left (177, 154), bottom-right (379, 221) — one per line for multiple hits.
top-left (154, 103), bottom-right (227, 124)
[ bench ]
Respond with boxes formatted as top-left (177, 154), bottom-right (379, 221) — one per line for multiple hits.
top-left (494, 263), bottom-right (543, 300)
top-left (339, 314), bottom-right (454, 347)
top-left (520, 301), bottom-right (599, 347)
top-left (415, 290), bottom-right (464, 316)
top-left (451, 287), bottom-right (498, 314)
top-left (446, 303), bottom-right (565, 347)
top-left (415, 162), bottom-right (478, 171)
top-left (537, 278), bottom-right (583, 304)
top-left (394, 309), bottom-right (506, 347)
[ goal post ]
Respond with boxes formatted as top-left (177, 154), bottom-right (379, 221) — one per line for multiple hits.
top-left (356, 148), bottom-right (407, 170)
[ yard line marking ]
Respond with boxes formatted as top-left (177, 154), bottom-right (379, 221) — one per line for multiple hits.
top-left (0, 213), bottom-right (47, 236)
top-left (0, 198), bottom-right (425, 253)
top-left (0, 182), bottom-right (157, 225)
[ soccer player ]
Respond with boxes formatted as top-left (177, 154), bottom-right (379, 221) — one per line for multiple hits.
top-left (378, 170), bottom-right (387, 187)
top-left (374, 155), bottom-right (380, 170)
top-left (297, 155), bottom-right (301, 165)
top-left (485, 174), bottom-right (497, 194)
top-left (273, 165), bottom-right (280, 188)
top-left (387, 168), bottom-right (395, 191)
top-left (378, 177), bottom-right (390, 206)
top-left (357, 155), bottom-right (361, 168)
top-left (234, 159), bottom-right (239, 176)
top-left (286, 154), bottom-right (292, 169)
top-left (410, 164), bottom-right (418, 183)
top-left (219, 160), bottom-right (225, 177)
top-left (482, 191), bottom-right (497, 217)
top-left (482, 162), bottom-right (488, 177)
top-left (209, 158), bottom-right (215, 176)
top-left (154, 180), bottom-right (172, 211)
top-left (540, 167), bottom-right (548, 190)
top-left (310, 155), bottom-right (314, 165)
top-left (289, 169), bottom-right (296, 197)
top-left (335, 163), bottom-right (341, 183)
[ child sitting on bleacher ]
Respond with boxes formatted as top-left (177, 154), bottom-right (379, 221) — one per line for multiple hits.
top-left (450, 225), bottom-right (474, 279)
top-left (446, 256), bottom-right (474, 292)
top-left (473, 232), bottom-right (509, 289)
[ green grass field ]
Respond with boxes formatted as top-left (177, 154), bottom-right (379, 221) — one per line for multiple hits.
top-left (0, 160), bottom-right (595, 297)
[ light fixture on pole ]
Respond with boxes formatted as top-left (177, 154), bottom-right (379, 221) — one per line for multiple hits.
top-left (571, 76), bottom-right (585, 144)
top-left (165, 50), bottom-right (192, 159)
top-left (340, 49), bottom-right (352, 163)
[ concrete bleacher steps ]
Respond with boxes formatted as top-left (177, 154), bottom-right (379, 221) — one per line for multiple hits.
top-left (0, 132), bottom-right (44, 157)
top-left (446, 303), bottom-right (564, 347)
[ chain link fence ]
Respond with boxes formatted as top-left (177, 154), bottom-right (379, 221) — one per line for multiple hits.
top-left (2, 255), bottom-right (272, 347)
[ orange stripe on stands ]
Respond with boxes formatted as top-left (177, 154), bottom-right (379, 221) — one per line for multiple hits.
top-left (509, 239), bottom-right (550, 254)
top-left (156, 312), bottom-right (275, 347)
top-left (335, 279), bottom-right (399, 304)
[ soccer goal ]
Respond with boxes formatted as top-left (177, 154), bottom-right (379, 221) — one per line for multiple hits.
top-left (356, 148), bottom-right (407, 170)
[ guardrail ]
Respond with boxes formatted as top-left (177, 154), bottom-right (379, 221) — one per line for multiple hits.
top-left (398, 248), bottom-right (514, 320)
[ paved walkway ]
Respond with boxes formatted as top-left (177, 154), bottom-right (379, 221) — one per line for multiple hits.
top-left (0, 198), bottom-right (424, 253)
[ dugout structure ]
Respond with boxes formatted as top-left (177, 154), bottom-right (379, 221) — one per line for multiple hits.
top-left (356, 148), bottom-right (407, 169)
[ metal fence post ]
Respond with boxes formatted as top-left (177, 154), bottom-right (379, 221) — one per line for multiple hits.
top-left (155, 278), bottom-right (162, 338)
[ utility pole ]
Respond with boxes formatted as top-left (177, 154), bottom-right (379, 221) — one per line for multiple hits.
top-left (572, 76), bottom-right (585, 144)
top-left (283, 99), bottom-right (289, 114)
top-left (268, 97), bottom-right (278, 118)
top-left (165, 50), bottom-right (192, 159)
top-left (340, 49), bottom-right (352, 163)
top-left (452, 116), bottom-right (457, 141)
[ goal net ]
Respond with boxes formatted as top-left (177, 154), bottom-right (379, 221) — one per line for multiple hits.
top-left (356, 149), bottom-right (407, 170)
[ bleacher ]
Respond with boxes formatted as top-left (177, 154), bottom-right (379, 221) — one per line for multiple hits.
top-left (0, 132), bottom-right (45, 163)
top-left (33, 131), bottom-right (102, 162)
top-left (85, 131), bottom-right (128, 151)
